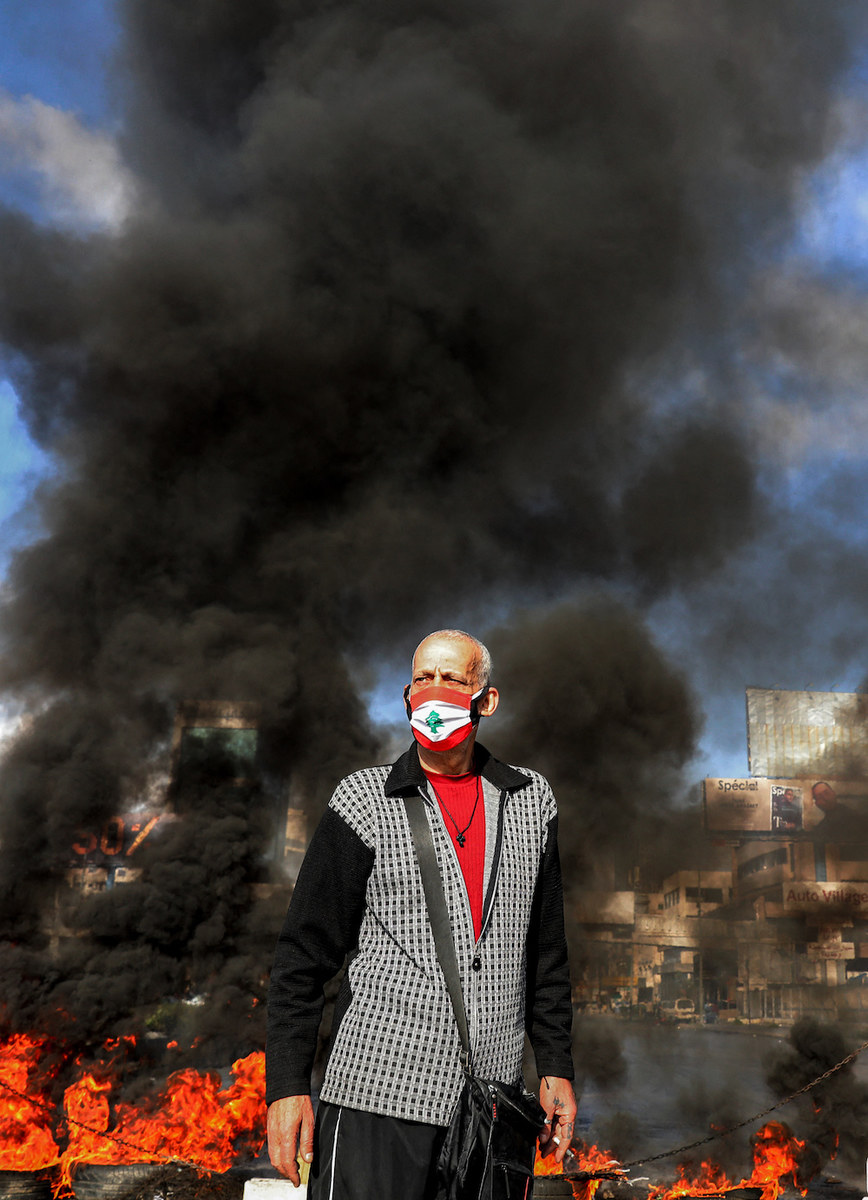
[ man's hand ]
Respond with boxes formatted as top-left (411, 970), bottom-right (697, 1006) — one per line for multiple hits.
top-left (267, 1095), bottom-right (315, 1186)
top-left (537, 1076), bottom-right (577, 1165)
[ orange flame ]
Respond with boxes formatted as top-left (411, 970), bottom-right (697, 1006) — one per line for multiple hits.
top-left (0, 1034), bottom-right (61, 1170)
top-left (749, 1121), bottom-right (808, 1199)
top-left (534, 1121), bottom-right (811, 1200)
top-left (0, 1033), bottom-right (822, 1200)
top-left (648, 1121), bottom-right (809, 1200)
top-left (58, 1051), bottom-right (265, 1194)
top-left (535, 1140), bottom-right (621, 1200)
top-left (0, 1032), bottom-right (266, 1192)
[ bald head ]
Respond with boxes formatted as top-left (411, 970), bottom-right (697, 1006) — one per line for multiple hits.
top-left (411, 629), bottom-right (492, 690)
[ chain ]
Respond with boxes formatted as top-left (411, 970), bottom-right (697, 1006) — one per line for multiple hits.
top-left (0, 1076), bottom-right (204, 1174)
top-left (568, 1037), bottom-right (868, 1180)
top-left (7, 1036), bottom-right (868, 1184)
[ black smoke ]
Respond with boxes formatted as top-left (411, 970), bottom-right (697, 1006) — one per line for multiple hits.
top-left (485, 600), bottom-right (700, 887)
top-left (0, 0), bottom-right (858, 1075)
top-left (765, 1018), bottom-right (868, 1178)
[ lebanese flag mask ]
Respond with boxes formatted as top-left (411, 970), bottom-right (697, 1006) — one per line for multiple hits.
top-left (406, 685), bottom-right (488, 752)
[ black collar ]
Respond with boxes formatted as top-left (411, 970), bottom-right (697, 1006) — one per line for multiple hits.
top-left (384, 741), bottom-right (531, 797)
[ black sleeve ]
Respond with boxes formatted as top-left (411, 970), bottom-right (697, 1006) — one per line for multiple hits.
top-left (266, 805), bottom-right (375, 1105)
top-left (524, 812), bottom-right (574, 1080)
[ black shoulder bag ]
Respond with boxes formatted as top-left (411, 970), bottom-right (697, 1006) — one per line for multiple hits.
top-left (404, 795), bottom-right (545, 1200)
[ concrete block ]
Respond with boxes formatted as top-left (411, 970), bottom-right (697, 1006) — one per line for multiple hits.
top-left (243, 1178), bottom-right (307, 1200)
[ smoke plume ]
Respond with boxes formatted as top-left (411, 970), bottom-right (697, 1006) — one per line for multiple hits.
top-left (766, 1018), bottom-right (868, 1177)
top-left (0, 0), bottom-right (858, 1073)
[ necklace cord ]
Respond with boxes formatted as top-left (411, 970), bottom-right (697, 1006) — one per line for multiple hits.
top-left (427, 773), bottom-right (481, 848)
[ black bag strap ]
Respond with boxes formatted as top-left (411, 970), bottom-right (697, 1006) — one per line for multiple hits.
top-left (404, 793), bottom-right (473, 1071)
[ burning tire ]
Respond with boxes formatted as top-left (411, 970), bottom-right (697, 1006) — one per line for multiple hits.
top-left (0, 1172), bottom-right (53, 1200)
top-left (71, 1164), bottom-right (166, 1200)
top-left (532, 1181), bottom-right (574, 1198)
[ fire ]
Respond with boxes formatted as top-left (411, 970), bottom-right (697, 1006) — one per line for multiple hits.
top-left (0, 1033), bottom-right (264, 1193)
top-left (534, 1121), bottom-right (809, 1200)
top-left (749, 1121), bottom-right (808, 1199)
top-left (648, 1121), bottom-right (808, 1200)
top-left (0, 1033), bottom-right (61, 1170)
top-left (650, 1158), bottom-right (736, 1200)
top-left (58, 1051), bottom-right (265, 1194)
top-left (0, 1033), bottom-right (819, 1200)
top-left (535, 1140), bottom-right (621, 1200)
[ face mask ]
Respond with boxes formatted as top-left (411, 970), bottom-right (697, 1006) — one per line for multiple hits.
top-left (404, 684), bottom-right (489, 752)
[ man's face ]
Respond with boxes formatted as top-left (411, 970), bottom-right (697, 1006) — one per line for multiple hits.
top-left (812, 782), bottom-right (837, 812)
top-left (409, 634), bottom-right (480, 699)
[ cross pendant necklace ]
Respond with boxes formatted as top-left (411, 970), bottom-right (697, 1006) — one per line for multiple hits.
top-left (429, 775), bottom-right (481, 848)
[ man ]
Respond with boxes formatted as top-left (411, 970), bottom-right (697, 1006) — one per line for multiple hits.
top-left (267, 629), bottom-right (576, 1199)
top-left (810, 780), bottom-right (867, 842)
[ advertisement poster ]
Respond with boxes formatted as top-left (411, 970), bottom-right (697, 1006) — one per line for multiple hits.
top-left (784, 882), bottom-right (868, 918)
top-left (703, 778), bottom-right (771, 831)
top-left (704, 777), bottom-right (868, 835)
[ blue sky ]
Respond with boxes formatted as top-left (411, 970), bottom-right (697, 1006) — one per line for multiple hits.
top-left (0, 0), bottom-right (119, 125)
top-left (3, 3), bottom-right (868, 787)
top-left (0, 381), bottom-right (50, 566)
top-left (0, 1), bottom-right (120, 569)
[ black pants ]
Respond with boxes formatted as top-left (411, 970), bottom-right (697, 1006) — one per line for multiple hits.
top-left (309, 1101), bottom-right (448, 1200)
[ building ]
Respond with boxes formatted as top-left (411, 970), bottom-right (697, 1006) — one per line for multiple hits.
top-left (568, 689), bottom-right (868, 1023)
top-left (65, 698), bottom-right (306, 893)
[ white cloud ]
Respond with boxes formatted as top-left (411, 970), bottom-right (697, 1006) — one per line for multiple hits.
top-left (0, 90), bottom-right (137, 230)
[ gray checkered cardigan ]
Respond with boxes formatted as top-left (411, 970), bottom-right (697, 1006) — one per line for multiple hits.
top-left (266, 743), bottom-right (573, 1125)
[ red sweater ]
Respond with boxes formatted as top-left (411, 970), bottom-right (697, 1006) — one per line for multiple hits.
top-left (423, 769), bottom-right (485, 939)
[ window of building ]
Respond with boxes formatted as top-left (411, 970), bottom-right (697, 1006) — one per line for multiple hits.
top-left (685, 887), bottom-right (724, 904)
top-left (736, 848), bottom-right (787, 880)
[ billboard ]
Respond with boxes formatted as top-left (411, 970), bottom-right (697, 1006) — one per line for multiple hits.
top-left (70, 812), bottom-right (164, 864)
top-left (784, 882), bottom-right (868, 918)
top-left (67, 812), bottom-right (164, 891)
top-left (746, 688), bottom-right (868, 779)
top-left (704, 778), bottom-right (770, 831)
top-left (704, 777), bottom-right (868, 835)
